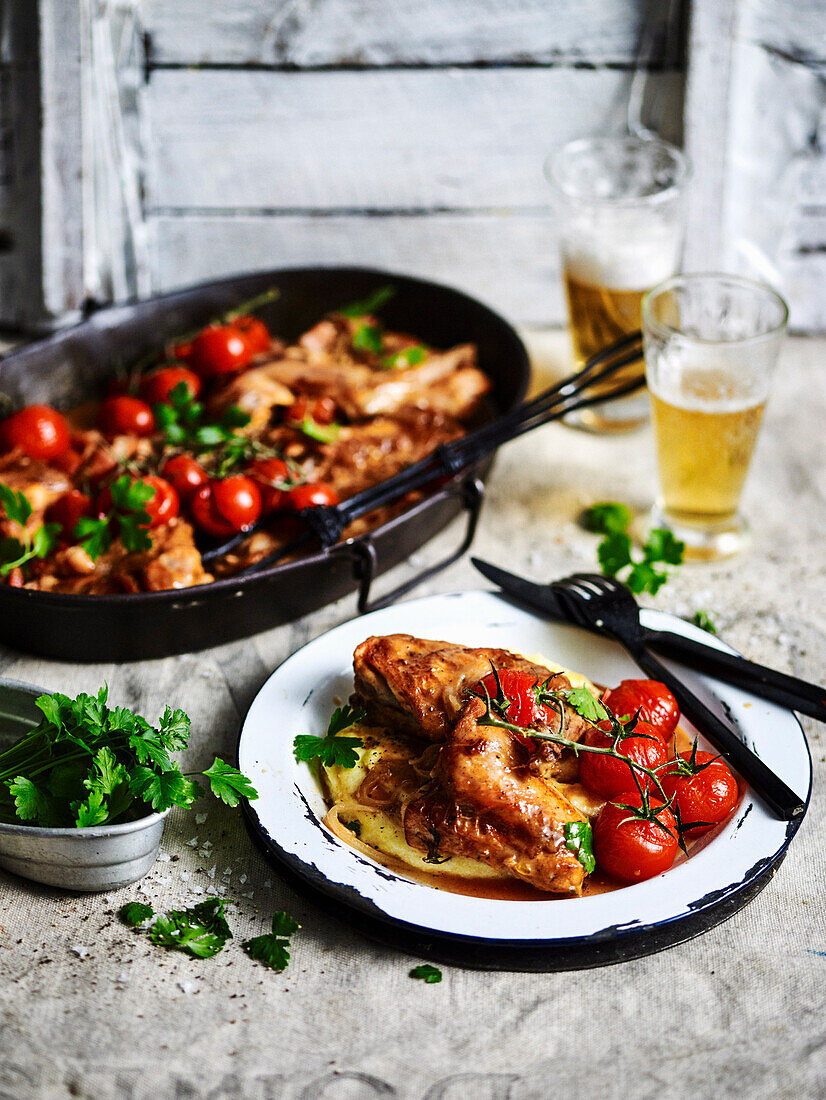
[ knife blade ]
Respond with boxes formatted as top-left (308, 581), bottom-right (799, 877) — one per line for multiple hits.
top-left (471, 557), bottom-right (826, 723)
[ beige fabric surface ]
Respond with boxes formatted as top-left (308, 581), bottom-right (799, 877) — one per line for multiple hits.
top-left (0, 333), bottom-right (823, 1100)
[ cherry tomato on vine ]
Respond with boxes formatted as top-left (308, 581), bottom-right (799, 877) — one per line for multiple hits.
top-left (593, 792), bottom-right (679, 882)
top-left (249, 457), bottom-right (291, 512)
top-left (233, 315), bottom-right (271, 355)
top-left (578, 719), bottom-right (669, 800)
top-left (191, 476), bottom-right (261, 537)
top-left (603, 679), bottom-right (680, 739)
top-left (139, 365), bottom-right (202, 405)
top-left (141, 476), bottom-right (179, 527)
top-left (45, 490), bottom-right (93, 540)
top-left (0, 405), bottom-right (70, 460)
top-left (161, 454), bottom-right (209, 500)
top-left (659, 750), bottom-right (739, 837)
top-left (99, 396), bottom-right (155, 439)
top-left (474, 669), bottom-right (543, 728)
top-left (187, 325), bottom-right (253, 378)
top-left (287, 482), bottom-right (339, 511)
top-left (286, 395), bottom-right (337, 426)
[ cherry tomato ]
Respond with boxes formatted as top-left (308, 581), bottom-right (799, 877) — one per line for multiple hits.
top-left (51, 445), bottom-right (84, 477)
top-left (45, 490), bottom-right (93, 540)
top-left (578, 719), bottom-right (669, 800)
top-left (594, 792), bottom-right (679, 883)
top-left (234, 315), bottom-right (271, 355)
top-left (475, 669), bottom-right (543, 728)
top-left (6, 566), bottom-right (24, 588)
top-left (0, 405), bottom-right (70, 460)
top-left (191, 477), bottom-right (261, 537)
top-left (249, 457), bottom-right (291, 512)
top-left (286, 395), bottom-right (337, 426)
top-left (161, 454), bottom-right (209, 500)
top-left (99, 396), bottom-right (155, 439)
top-left (170, 339), bottom-right (194, 361)
top-left (603, 679), bottom-right (680, 739)
top-left (142, 475), bottom-right (179, 528)
top-left (287, 482), bottom-right (339, 510)
top-left (139, 365), bottom-right (202, 405)
top-left (187, 324), bottom-right (253, 378)
top-left (659, 750), bottom-right (739, 836)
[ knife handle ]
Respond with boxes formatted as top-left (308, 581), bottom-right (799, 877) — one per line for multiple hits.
top-left (630, 645), bottom-right (805, 821)
top-left (644, 629), bottom-right (826, 723)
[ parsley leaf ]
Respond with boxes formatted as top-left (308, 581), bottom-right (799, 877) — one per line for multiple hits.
top-left (149, 897), bottom-right (232, 959)
top-left (292, 735), bottom-right (363, 769)
top-left (352, 324), bottom-right (383, 354)
top-left (292, 704), bottom-right (367, 769)
top-left (73, 788), bottom-right (109, 827)
top-left (0, 483), bottom-right (32, 526)
top-left (564, 821), bottom-right (596, 873)
top-left (581, 502), bottom-right (631, 535)
top-left (337, 286), bottom-right (395, 318)
top-left (202, 758), bottom-right (259, 807)
top-left (381, 345), bottom-right (427, 370)
top-left (564, 688), bottom-right (608, 723)
top-left (9, 776), bottom-right (51, 821)
top-left (691, 609), bottom-right (718, 635)
top-left (118, 902), bottom-right (154, 927)
top-left (75, 474), bottom-right (154, 560)
top-left (584, 501), bottom-right (685, 595)
top-left (154, 382), bottom-right (250, 452)
top-left (410, 964), bottom-right (442, 984)
top-left (73, 516), bottom-right (112, 560)
top-left (129, 767), bottom-right (200, 813)
top-left (294, 417), bottom-right (341, 444)
top-left (241, 910), bottom-right (299, 972)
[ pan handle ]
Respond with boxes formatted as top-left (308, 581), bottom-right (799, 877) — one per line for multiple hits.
top-left (346, 475), bottom-right (485, 615)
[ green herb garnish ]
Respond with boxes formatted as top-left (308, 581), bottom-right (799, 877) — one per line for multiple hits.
top-left (583, 501), bottom-right (684, 595)
top-left (293, 705), bottom-right (366, 769)
top-left (241, 910), bottom-right (300, 972)
top-left (0, 484), bottom-right (60, 577)
top-left (337, 286), bottom-right (395, 318)
top-left (563, 687), bottom-right (609, 723)
top-left (148, 897), bottom-right (232, 959)
top-left (0, 686), bottom-right (258, 828)
top-left (691, 609), bottom-right (718, 635)
top-left (563, 821), bottom-right (596, 873)
top-left (410, 964), bottom-right (442, 984)
top-left (381, 345), bottom-right (427, 370)
top-left (118, 902), bottom-right (155, 927)
top-left (73, 474), bottom-right (155, 559)
top-left (352, 324), bottom-right (383, 354)
top-left (293, 417), bottom-right (341, 445)
top-left (154, 382), bottom-right (251, 451)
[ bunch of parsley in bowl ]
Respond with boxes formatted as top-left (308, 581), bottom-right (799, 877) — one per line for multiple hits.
top-left (0, 682), bottom-right (257, 891)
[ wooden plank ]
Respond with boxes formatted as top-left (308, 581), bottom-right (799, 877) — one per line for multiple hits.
top-left (141, 0), bottom-right (678, 68)
top-left (144, 67), bottom-right (683, 211)
top-left (148, 212), bottom-right (569, 327)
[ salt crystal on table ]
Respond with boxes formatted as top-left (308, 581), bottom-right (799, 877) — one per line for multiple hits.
top-left (185, 837), bottom-right (198, 847)
top-left (223, 868), bottom-right (232, 877)
top-left (264, 880), bottom-right (272, 889)
top-left (70, 945), bottom-right (89, 959)
top-left (241, 891), bottom-right (254, 899)
top-left (195, 813), bottom-right (208, 825)
top-left (156, 853), bottom-right (171, 863)
top-left (215, 885), bottom-right (226, 895)
top-left (239, 874), bottom-right (247, 884)
top-left (179, 980), bottom-right (198, 994)
top-left (181, 871), bottom-right (191, 882)
top-left (115, 972), bottom-right (131, 983)
top-left (189, 886), bottom-right (204, 896)
top-left (207, 866), bottom-right (216, 879)
top-left (202, 840), bottom-right (212, 849)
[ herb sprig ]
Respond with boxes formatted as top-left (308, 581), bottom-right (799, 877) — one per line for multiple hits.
top-left (293, 705), bottom-right (366, 769)
top-left (73, 475), bottom-right (154, 560)
top-left (154, 381), bottom-right (251, 451)
top-left (582, 502), bottom-right (684, 595)
top-left (0, 686), bottom-right (258, 829)
top-left (0, 484), bottom-right (60, 577)
top-left (241, 911), bottom-right (300, 971)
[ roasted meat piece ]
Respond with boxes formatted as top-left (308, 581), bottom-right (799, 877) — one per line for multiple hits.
top-left (352, 634), bottom-right (588, 743)
top-left (207, 366), bottom-right (294, 433)
top-left (404, 696), bottom-right (587, 894)
top-left (0, 451), bottom-right (72, 534)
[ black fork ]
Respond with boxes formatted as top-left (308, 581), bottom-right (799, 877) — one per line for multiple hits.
top-left (551, 573), bottom-right (805, 821)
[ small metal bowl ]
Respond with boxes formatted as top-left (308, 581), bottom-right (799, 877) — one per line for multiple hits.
top-left (0, 678), bottom-right (167, 891)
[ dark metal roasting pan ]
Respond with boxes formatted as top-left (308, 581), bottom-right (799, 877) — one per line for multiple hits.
top-left (0, 267), bottom-right (530, 661)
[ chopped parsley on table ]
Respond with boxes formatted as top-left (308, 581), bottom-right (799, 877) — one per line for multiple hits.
top-left (581, 501), bottom-right (685, 595)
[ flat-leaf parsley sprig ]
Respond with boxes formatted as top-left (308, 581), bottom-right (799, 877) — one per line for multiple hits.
top-left (0, 686), bottom-right (258, 829)
top-left (118, 897), bottom-right (233, 959)
top-left (73, 474), bottom-right (155, 560)
top-left (241, 910), bottom-right (300, 971)
top-left (582, 501), bottom-right (685, 595)
top-left (293, 704), bottom-right (366, 769)
top-left (0, 484), bottom-right (60, 577)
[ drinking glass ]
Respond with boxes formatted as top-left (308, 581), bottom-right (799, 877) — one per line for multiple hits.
top-left (642, 273), bottom-right (789, 560)
top-left (546, 136), bottom-right (689, 432)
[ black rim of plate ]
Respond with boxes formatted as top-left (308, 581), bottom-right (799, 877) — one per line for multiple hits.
top-left (233, 635), bottom-right (812, 974)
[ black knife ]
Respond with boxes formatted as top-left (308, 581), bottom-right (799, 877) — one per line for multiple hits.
top-left (471, 558), bottom-right (826, 723)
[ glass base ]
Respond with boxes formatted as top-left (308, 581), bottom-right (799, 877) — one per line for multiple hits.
top-left (563, 389), bottom-right (649, 434)
top-left (645, 504), bottom-right (750, 561)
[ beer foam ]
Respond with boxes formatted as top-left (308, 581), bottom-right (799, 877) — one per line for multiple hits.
top-left (563, 239), bottom-right (678, 291)
top-left (648, 360), bottom-right (769, 412)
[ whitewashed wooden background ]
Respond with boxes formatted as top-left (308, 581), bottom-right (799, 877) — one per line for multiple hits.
top-left (0, 0), bottom-right (824, 332)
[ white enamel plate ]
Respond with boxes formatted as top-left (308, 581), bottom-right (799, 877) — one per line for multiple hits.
top-left (237, 591), bottom-right (812, 970)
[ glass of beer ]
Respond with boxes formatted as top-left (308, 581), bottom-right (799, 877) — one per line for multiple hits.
top-left (642, 274), bottom-right (789, 560)
top-left (546, 136), bottom-right (689, 431)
